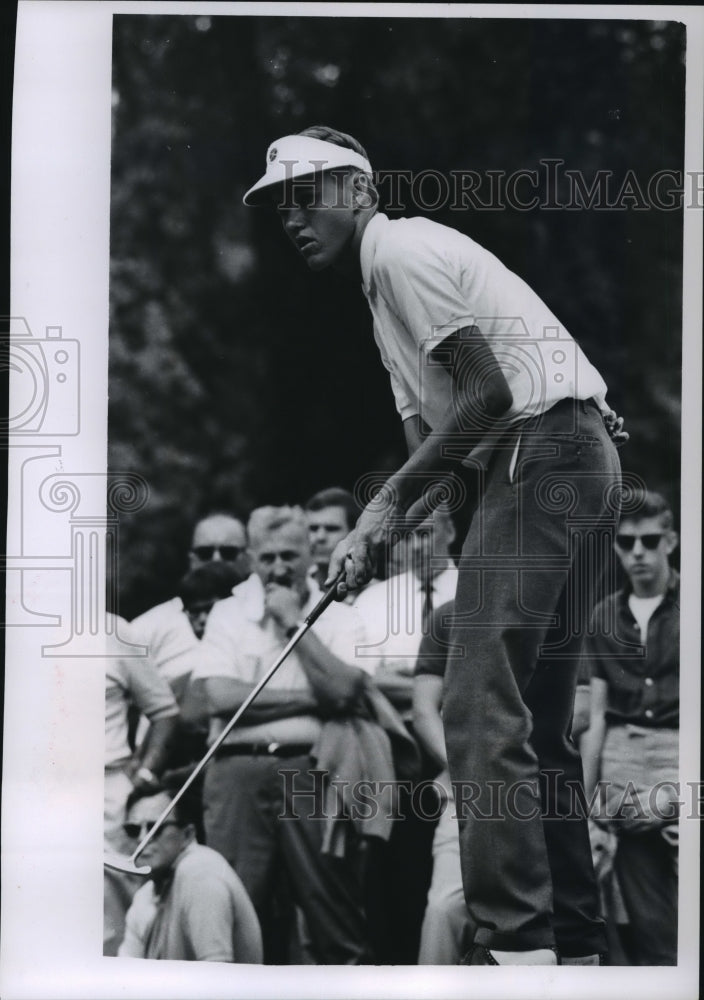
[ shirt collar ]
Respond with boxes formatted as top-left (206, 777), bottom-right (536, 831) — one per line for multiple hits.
top-left (360, 212), bottom-right (388, 297)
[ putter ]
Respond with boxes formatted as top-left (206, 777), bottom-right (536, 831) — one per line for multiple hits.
top-left (104, 570), bottom-right (346, 876)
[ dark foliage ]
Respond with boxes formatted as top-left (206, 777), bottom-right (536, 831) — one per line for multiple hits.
top-left (109, 14), bottom-right (685, 618)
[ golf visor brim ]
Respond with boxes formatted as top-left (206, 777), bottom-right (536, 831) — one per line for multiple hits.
top-left (243, 134), bottom-right (373, 206)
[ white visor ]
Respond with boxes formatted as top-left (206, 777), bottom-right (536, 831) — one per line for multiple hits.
top-left (243, 134), bottom-right (373, 206)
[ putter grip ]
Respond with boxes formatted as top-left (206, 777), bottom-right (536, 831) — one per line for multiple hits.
top-left (304, 570), bottom-right (346, 626)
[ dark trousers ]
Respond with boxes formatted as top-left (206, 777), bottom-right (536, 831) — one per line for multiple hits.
top-left (443, 399), bottom-right (621, 954)
top-left (203, 753), bottom-right (370, 964)
top-left (362, 781), bottom-right (439, 964)
top-left (616, 830), bottom-right (678, 965)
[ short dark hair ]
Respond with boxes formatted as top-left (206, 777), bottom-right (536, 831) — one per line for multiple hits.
top-left (620, 489), bottom-right (674, 530)
top-left (177, 562), bottom-right (240, 609)
top-left (304, 487), bottom-right (361, 533)
top-left (297, 125), bottom-right (370, 161)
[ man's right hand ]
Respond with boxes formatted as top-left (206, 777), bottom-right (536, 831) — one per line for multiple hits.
top-left (264, 582), bottom-right (303, 630)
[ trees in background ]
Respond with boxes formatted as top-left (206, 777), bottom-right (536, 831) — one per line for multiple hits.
top-left (109, 14), bottom-right (685, 617)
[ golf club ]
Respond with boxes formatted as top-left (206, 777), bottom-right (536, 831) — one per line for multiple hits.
top-left (104, 570), bottom-right (345, 876)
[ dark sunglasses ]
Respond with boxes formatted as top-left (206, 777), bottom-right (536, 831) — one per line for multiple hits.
top-left (615, 533), bottom-right (664, 552)
top-left (191, 545), bottom-right (244, 561)
top-left (123, 820), bottom-right (180, 840)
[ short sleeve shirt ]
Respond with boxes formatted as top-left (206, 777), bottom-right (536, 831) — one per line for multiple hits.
top-left (105, 616), bottom-right (179, 767)
top-left (359, 213), bottom-right (608, 455)
top-left (192, 574), bottom-right (373, 745)
top-left (130, 597), bottom-right (202, 687)
top-left (583, 573), bottom-right (679, 727)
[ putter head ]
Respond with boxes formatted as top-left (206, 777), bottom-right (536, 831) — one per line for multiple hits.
top-left (103, 852), bottom-right (152, 877)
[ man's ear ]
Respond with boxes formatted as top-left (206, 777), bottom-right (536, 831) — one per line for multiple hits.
top-left (664, 530), bottom-right (679, 556)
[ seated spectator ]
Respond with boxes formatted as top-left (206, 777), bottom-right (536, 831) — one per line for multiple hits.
top-left (118, 790), bottom-right (262, 962)
top-left (412, 600), bottom-right (474, 964)
top-left (581, 489), bottom-right (679, 965)
top-left (304, 487), bottom-right (361, 591)
top-left (192, 506), bottom-right (376, 964)
top-left (104, 614), bottom-right (179, 956)
top-left (353, 506), bottom-right (458, 963)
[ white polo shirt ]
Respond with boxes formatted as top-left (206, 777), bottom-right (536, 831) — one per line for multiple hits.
top-left (360, 213), bottom-right (607, 459)
top-left (353, 563), bottom-right (459, 672)
top-left (131, 597), bottom-right (201, 688)
top-left (193, 574), bottom-right (374, 747)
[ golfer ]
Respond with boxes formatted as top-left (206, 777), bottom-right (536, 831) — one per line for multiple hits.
top-left (244, 126), bottom-right (624, 965)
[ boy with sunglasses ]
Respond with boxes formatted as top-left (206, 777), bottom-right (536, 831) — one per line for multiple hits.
top-left (244, 126), bottom-right (626, 964)
top-left (581, 489), bottom-right (679, 964)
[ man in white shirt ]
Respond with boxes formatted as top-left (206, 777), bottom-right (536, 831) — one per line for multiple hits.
top-left (244, 126), bottom-right (627, 965)
top-left (130, 512), bottom-right (249, 701)
top-left (192, 505), bottom-right (373, 964)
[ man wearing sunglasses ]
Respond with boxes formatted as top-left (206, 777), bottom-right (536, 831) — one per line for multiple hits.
top-left (581, 489), bottom-right (679, 965)
top-left (118, 790), bottom-right (262, 962)
top-left (131, 512), bottom-right (250, 703)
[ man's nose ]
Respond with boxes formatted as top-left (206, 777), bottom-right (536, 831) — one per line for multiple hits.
top-left (631, 538), bottom-right (646, 555)
top-left (283, 209), bottom-right (304, 234)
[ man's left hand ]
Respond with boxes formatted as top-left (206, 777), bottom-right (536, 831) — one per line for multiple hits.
top-left (602, 408), bottom-right (629, 447)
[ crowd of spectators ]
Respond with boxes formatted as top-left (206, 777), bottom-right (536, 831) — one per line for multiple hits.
top-left (104, 486), bottom-right (679, 966)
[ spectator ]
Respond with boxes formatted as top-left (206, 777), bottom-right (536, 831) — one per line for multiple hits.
top-left (304, 487), bottom-right (361, 591)
top-left (581, 489), bottom-right (679, 965)
top-left (177, 561), bottom-right (244, 639)
top-left (130, 512), bottom-right (249, 706)
top-left (104, 614), bottom-right (179, 955)
top-left (155, 562), bottom-right (245, 839)
top-left (412, 600), bottom-right (473, 964)
top-left (192, 506), bottom-right (374, 964)
top-left (353, 506), bottom-right (458, 963)
top-left (354, 505), bottom-right (458, 719)
top-left (118, 790), bottom-right (262, 962)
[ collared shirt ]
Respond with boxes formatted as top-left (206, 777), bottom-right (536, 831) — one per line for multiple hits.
top-left (130, 597), bottom-right (202, 688)
top-left (118, 842), bottom-right (262, 962)
top-left (104, 616), bottom-right (179, 768)
top-left (584, 571), bottom-right (679, 728)
top-left (359, 213), bottom-right (607, 461)
top-left (192, 574), bottom-right (373, 746)
top-left (354, 564), bottom-right (459, 673)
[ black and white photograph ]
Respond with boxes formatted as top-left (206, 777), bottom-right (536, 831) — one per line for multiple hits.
top-left (3, 3), bottom-right (702, 998)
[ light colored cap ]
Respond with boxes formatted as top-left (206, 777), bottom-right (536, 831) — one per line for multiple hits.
top-left (243, 134), bottom-right (373, 206)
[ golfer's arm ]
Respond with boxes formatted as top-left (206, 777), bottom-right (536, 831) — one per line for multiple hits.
top-left (580, 676), bottom-right (609, 797)
top-left (412, 674), bottom-right (448, 770)
top-left (296, 631), bottom-right (366, 711)
top-left (387, 327), bottom-right (512, 511)
top-left (202, 677), bottom-right (318, 720)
